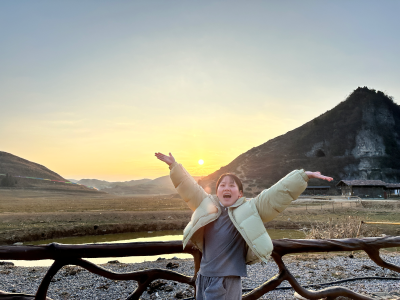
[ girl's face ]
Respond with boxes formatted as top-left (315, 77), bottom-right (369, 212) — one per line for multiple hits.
top-left (217, 176), bottom-right (243, 207)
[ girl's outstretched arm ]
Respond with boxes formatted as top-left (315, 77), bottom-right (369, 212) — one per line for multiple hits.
top-left (253, 170), bottom-right (333, 222)
top-left (155, 152), bottom-right (208, 211)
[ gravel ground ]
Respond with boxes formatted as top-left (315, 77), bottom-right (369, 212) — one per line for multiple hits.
top-left (0, 252), bottom-right (399, 299)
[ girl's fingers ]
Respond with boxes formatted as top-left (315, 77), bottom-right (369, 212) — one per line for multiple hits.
top-left (306, 171), bottom-right (333, 181)
top-left (155, 153), bottom-right (166, 158)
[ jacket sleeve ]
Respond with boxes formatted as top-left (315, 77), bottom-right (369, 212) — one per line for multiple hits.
top-left (169, 161), bottom-right (209, 212)
top-left (253, 169), bottom-right (309, 223)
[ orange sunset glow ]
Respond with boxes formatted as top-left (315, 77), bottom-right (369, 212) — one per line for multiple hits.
top-left (1, 2), bottom-right (400, 181)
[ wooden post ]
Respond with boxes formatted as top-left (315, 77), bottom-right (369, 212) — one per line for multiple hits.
top-left (332, 202), bottom-right (335, 213)
top-left (351, 221), bottom-right (364, 257)
top-left (356, 221), bottom-right (363, 238)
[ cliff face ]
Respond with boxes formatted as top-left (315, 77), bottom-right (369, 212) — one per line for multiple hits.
top-left (199, 87), bottom-right (400, 196)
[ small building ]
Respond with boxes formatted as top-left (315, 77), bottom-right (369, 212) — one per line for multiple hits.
top-left (385, 183), bottom-right (400, 197)
top-left (303, 186), bottom-right (331, 195)
top-left (336, 180), bottom-right (387, 198)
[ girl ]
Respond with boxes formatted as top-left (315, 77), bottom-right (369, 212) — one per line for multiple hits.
top-left (155, 152), bottom-right (333, 300)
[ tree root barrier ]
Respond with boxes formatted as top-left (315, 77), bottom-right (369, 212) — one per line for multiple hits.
top-left (0, 236), bottom-right (399, 299)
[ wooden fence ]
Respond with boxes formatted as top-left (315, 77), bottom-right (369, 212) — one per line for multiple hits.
top-left (0, 236), bottom-right (399, 300)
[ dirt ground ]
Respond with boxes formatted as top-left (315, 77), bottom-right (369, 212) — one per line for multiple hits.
top-left (0, 189), bottom-right (399, 245)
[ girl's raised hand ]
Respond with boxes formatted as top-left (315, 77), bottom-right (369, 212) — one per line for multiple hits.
top-left (155, 152), bottom-right (176, 166)
top-left (305, 171), bottom-right (333, 182)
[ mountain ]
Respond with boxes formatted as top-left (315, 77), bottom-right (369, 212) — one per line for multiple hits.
top-left (75, 178), bottom-right (152, 190)
top-left (0, 150), bottom-right (200, 195)
top-left (198, 87), bottom-right (400, 196)
top-left (0, 151), bottom-right (99, 192)
top-left (102, 175), bottom-right (202, 195)
top-left (67, 179), bottom-right (79, 183)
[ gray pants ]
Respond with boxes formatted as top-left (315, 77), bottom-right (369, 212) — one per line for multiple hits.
top-left (195, 274), bottom-right (242, 300)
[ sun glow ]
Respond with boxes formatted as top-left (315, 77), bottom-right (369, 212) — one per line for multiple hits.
top-left (198, 159), bottom-right (204, 165)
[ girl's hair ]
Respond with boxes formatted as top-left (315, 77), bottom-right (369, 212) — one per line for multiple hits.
top-left (216, 173), bottom-right (243, 192)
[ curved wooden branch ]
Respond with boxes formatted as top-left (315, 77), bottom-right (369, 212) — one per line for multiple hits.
top-left (0, 241), bottom-right (201, 300)
top-left (271, 254), bottom-right (372, 300)
top-left (0, 290), bottom-right (52, 300)
top-left (0, 241), bottom-right (197, 260)
top-left (36, 257), bottom-right (195, 300)
top-left (244, 237), bottom-right (400, 300)
top-left (242, 272), bottom-right (288, 299)
top-left (70, 258), bottom-right (195, 300)
top-left (364, 248), bottom-right (400, 273)
top-left (72, 258), bottom-right (194, 283)
top-left (36, 260), bottom-right (65, 300)
top-left (272, 236), bottom-right (400, 255)
top-left (0, 237), bottom-right (398, 300)
top-left (1, 237), bottom-right (397, 260)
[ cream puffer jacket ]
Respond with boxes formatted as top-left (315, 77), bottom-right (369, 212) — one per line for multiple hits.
top-left (169, 162), bottom-right (309, 265)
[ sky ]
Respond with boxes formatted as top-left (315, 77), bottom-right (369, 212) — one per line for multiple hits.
top-left (1, 1), bottom-right (400, 181)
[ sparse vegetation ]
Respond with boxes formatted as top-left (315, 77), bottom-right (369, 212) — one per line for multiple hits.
top-left (0, 174), bottom-right (16, 187)
top-left (305, 216), bottom-right (381, 239)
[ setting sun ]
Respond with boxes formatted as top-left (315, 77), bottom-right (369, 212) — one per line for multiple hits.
top-left (198, 159), bottom-right (204, 165)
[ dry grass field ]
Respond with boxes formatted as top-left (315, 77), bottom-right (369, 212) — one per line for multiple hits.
top-left (0, 189), bottom-right (191, 244)
top-left (270, 198), bottom-right (400, 238)
top-left (0, 189), bottom-right (189, 213)
top-left (0, 188), bottom-right (399, 245)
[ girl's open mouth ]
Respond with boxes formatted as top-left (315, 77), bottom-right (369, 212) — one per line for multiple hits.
top-left (223, 194), bottom-right (231, 198)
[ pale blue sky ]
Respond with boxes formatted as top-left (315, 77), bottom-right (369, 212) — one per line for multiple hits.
top-left (1, 1), bottom-right (399, 180)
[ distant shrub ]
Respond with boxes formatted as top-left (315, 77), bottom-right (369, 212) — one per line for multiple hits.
top-left (305, 216), bottom-right (381, 239)
top-left (1, 174), bottom-right (17, 187)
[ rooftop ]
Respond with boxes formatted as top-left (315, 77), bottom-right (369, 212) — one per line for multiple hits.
top-left (336, 180), bottom-right (387, 187)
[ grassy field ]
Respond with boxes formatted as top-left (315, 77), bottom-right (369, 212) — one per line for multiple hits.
top-left (271, 199), bottom-right (400, 238)
top-left (0, 189), bottom-right (191, 244)
top-left (0, 188), bottom-right (399, 244)
top-left (275, 199), bottom-right (400, 223)
top-left (0, 189), bottom-right (189, 213)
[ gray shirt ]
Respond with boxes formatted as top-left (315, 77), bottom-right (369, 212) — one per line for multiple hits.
top-left (199, 203), bottom-right (247, 277)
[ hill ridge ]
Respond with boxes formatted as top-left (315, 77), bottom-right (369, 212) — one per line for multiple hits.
top-left (198, 87), bottom-right (400, 196)
top-left (0, 151), bottom-right (98, 192)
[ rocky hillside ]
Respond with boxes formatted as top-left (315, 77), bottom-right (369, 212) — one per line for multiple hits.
top-left (198, 87), bottom-right (400, 196)
top-left (0, 152), bottom-right (99, 192)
